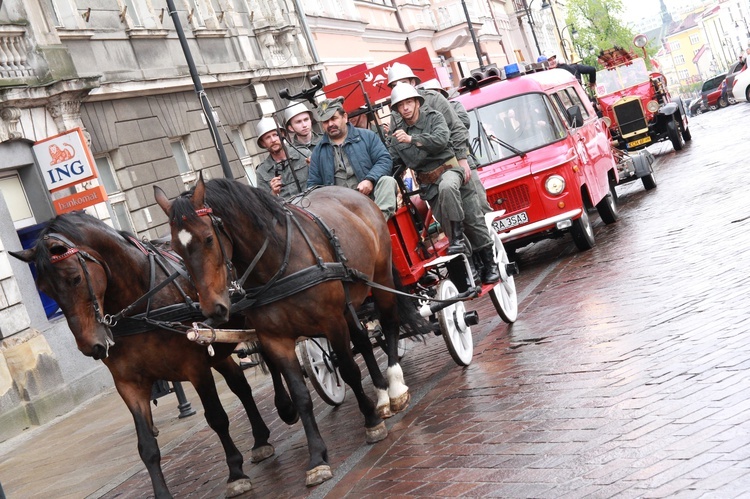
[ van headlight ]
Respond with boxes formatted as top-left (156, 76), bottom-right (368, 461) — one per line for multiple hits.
top-left (646, 100), bottom-right (660, 113)
top-left (545, 175), bottom-right (566, 196)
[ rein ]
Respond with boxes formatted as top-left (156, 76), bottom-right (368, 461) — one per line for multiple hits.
top-left (45, 232), bottom-right (204, 337)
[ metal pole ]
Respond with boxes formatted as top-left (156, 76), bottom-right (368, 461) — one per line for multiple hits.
top-left (523, 0), bottom-right (542, 57)
top-left (165, 0), bottom-right (233, 179)
top-left (292, 0), bottom-right (327, 84)
top-left (544, 2), bottom-right (565, 60)
top-left (461, 0), bottom-right (485, 70)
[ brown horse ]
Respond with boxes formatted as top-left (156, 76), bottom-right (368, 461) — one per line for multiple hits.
top-left (9, 211), bottom-right (297, 498)
top-left (154, 177), bottom-right (419, 486)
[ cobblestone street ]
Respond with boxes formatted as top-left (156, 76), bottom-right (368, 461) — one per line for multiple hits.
top-left (2, 104), bottom-right (750, 498)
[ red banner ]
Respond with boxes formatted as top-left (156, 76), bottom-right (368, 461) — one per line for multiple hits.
top-left (53, 185), bottom-right (108, 215)
top-left (322, 48), bottom-right (436, 113)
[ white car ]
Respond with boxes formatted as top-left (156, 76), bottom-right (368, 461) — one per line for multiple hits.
top-left (731, 65), bottom-right (750, 102)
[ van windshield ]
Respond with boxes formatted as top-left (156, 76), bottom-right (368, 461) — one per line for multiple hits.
top-left (467, 93), bottom-right (567, 164)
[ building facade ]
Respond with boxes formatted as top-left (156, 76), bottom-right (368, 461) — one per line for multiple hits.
top-left (0, 0), bottom-right (317, 441)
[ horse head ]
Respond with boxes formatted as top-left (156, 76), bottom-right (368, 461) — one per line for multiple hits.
top-left (155, 175), bottom-right (233, 324)
top-left (10, 227), bottom-right (115, 359)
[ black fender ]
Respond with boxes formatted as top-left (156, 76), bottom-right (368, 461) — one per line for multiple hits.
top-left (658, 102), bottom-right (679, 116)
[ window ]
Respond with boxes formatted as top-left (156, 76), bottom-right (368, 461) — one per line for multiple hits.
top-left (0, 173), bottom-right (35, 229)
top-left (95, 156), bottom-right (135, 233)
top-left (122, 0), bottom-right (144, 27)
top-left (671, 41), bottom-right (681, 50)
top-left (690, 34), bottom-right (700, 44)
top-left (674, 54), bottom-right (685, 65)
top-left (171, 139), bottom-right (193, 174)
top-left (230, 128), bottom-right (249, 159)
top-left (678, 69), bottom-right (690, 80)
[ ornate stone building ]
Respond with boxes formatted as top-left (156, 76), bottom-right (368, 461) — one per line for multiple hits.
top-left (0, 0), bottom-right (317, 441)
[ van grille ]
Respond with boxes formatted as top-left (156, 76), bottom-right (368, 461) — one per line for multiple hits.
top-left (613, 100), bottom-right (648, 136)
top-left (487, 184), bottom-right (530, 213)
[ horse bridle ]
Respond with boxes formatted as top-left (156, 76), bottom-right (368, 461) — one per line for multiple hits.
top-left (45, 233), bottom-right (117, 333)
top-left (189, 207), bottom-right (245, 294)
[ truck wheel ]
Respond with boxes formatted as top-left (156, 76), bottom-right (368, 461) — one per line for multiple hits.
top-left (571, 199), bottom-right (595, 251)
top-left (667, 118), bottom-right (684, 151)
top-left (596, 180), bottom-right (619, 224)
top-left (682, 125), bottom-right (692, 142)
top-left (642, 170), bottom-right (657, 190)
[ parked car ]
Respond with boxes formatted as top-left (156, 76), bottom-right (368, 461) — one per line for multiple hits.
top-left (700, 73), bottom-right (728, 111)
top-left (731, 60), bottom-right (750, 102)
top-left (453, 63), bottom-right (621, 253)
top-left (689, 98), bottom-right (704, 116)
top-left (725, 59), bottom-right (746, 103)
top-left (595, 46), bottom-right (690, 152)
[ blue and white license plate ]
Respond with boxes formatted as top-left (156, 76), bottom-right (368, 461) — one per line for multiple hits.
top-left (492, 211), bottom-right (529, 232)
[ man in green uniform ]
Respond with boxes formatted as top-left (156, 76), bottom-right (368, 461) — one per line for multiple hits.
top-left (254, 117), bottom-right (310, 199)
top-left (283, 101), bottom-right (322, 149)
top-left (388, 83), bottom-right (499, 284)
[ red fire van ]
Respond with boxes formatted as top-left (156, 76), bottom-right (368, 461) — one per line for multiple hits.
top-left (454, 64), bottom-right (620, 253)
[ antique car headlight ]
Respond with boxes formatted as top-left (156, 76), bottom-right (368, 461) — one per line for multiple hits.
top-left (646, 100), bottom-right (659, 113)
top-left (545, 174), bottom-right (566, 196)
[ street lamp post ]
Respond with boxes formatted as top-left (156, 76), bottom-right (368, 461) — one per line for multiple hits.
top-left (521, 0), bottom-right (543, 57)
top-left (561, 23), bottom-right (577, 61)
top-left (541, 0), bottom-right (565, 60)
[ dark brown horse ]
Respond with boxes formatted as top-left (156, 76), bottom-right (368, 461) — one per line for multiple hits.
top-left (9, 211), bottom-right (297, 498)
top-left (154, 177), bottom-right (417, 486)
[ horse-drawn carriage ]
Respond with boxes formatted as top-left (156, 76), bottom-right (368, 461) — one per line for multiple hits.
top-left (12, 54), bottom-right (520, 496)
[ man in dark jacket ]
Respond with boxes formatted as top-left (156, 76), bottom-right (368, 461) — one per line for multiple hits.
top-left (544, 54), bottom-right (597, 89)
top-left (308, 97), bottom-right (398, 219)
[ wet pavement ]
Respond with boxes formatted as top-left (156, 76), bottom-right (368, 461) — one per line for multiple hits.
top-left (2, 104), bottom-right (750, 498)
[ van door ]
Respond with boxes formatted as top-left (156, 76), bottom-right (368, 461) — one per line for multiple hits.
top-left (553, 86), bottom-right (610, 204)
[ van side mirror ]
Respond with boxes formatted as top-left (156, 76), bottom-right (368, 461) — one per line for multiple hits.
top-left (566, 105), bottom-right (584, 127)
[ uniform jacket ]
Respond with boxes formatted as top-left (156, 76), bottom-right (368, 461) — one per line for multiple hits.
top-left (308, 123), bottom-right (393, 187)
top-left (388, 107), bottom-right (454, 173)
top-left (256, 146), bottom-right (310, 199)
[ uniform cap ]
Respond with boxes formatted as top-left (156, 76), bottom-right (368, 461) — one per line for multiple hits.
top-left (316, 97), bottom-right (345, 122)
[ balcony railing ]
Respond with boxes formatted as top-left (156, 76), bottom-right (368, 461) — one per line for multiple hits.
top-left (0, 25), bottom-right (34, 80)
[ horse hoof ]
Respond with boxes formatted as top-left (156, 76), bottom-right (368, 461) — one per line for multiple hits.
top-left (306, 464), bottom-right (333, 487)
top-left (390, 391), bottom-right (410, 414)
top-left (226, 477), bottom-right (253, 497)
top-left (365, 421), bottom-right (388, 444)
top-left (250, 444), bottom-right (275, 463)
top-left (377, 403), bottom-right (393, 419)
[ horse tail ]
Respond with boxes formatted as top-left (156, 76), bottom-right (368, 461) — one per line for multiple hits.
top-left (392, 268), bottom-right (435, 339)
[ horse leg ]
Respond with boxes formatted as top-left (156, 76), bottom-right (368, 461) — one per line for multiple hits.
top-left (268, 357), bottom-right (299, 425)
top-left (373, 283), bottom-right (411, 414)
top-left (213, 357), bottom-right (275, 463)
top-left (190, 370), bottom-right (253, 497)
top-left (326, 322), bottom-right (388, 444)
top-left (349, 324), bottom-right (392, 419)
top-left (116, 382), bottom-right (172, 499)
top-left (261, 336), bottom-right (332, 487)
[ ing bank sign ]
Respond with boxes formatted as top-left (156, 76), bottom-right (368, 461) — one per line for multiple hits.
top-left (32, 128), bottom-right (108, 214)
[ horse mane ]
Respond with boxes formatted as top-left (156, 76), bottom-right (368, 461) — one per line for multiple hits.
top-left (171, 179), bottom-right (287, 245)
top-left (33, 211), bottom-right (128, 276)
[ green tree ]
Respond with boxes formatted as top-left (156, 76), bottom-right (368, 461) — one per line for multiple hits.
top-left (565, 0), bottom-right (652, 67)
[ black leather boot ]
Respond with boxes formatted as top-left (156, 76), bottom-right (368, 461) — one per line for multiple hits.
top-left (478, 247), bottom-right (501, 284)
top-left (447, 221), bottom-right (468, 255)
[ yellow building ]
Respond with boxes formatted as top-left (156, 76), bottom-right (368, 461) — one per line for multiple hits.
top-left (660, 10), bottom-right (709, 92)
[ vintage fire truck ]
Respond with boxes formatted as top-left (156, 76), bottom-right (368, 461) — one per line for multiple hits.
top-left (595, 41), bottom-right (691, 154)
top-left (453, 63), bottom-right (620, 254)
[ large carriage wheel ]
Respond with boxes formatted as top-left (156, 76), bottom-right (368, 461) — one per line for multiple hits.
top-left (488, 231), bottom-right (519, 323)
top-left (299, 338), bottom-right (346, 406)
top-left (437, 279), bottom-right (474, 366)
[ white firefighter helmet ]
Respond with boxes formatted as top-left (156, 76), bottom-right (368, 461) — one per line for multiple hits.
top-left (419, 78), bottom-right (448, 97)
top-left (283, 101), bottom-right (314, 126)
top-left (390, 82), bottom-right (424, 109)
top-left (255, 117), bottom-right (280, 147)
top-left (387, 62), bottom-right (421, 86)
